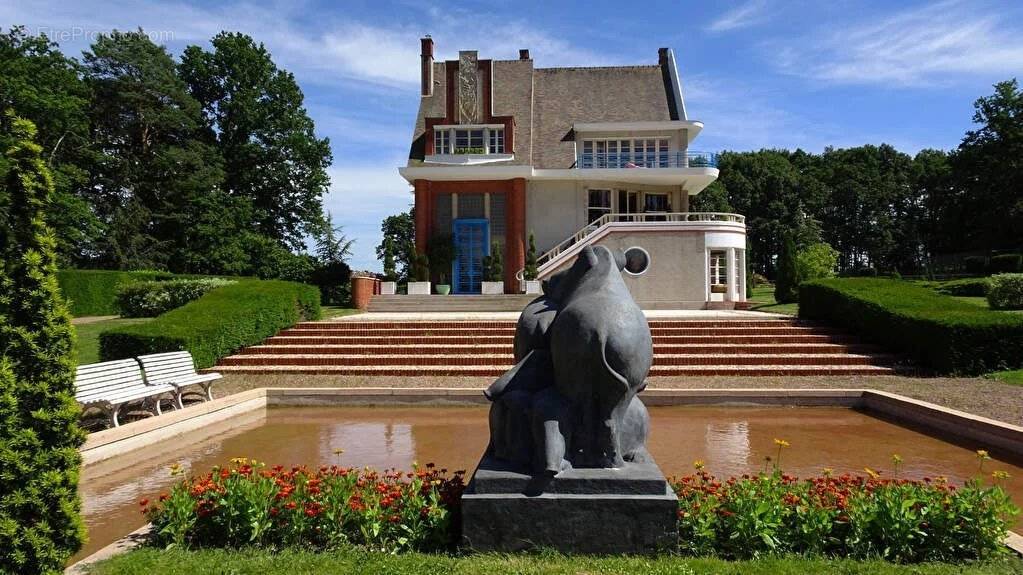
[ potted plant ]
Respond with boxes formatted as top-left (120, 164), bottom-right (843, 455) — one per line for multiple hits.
top-left (407, 253), bottom-right (431, 295)
top-left (481, 242), bottom-right (504, 294)
top-left (428, 234), bottom-right (455, 295)
top-left (523, 232), bottom-right (542, 294)
top-left (380, 238), bottom-right (397, 295)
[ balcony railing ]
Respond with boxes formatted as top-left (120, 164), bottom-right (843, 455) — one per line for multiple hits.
top-left (575, 151), bottom-right (718, 169)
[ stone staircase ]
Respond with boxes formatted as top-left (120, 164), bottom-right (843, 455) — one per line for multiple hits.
top-left (214, 318), bottom-right (898, 377)
top-left (368, 295), bottom-right (536, 313)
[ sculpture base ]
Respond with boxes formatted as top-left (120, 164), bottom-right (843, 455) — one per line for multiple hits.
top-left (460, 453), bottom-right (678, 554)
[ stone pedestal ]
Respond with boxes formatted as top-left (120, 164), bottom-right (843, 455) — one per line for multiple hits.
top-left (461, 454), bottom-right (678, 554)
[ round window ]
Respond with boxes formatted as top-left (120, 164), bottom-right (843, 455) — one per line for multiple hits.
top-left (623, 247), bottom-right (650, 276)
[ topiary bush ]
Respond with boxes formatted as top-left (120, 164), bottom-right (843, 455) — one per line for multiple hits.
top-left (774, 233), bottom-right (800, 304)
top-left (100, 279), bottom-right (320, 368)
top-left (796, 242), bottom-right (839, 282)
top-left (987, 274), bottom-right (1023, 310)
top-left (934, 277), bottom-right (991, 297)
top-left (800, 278), bottom-right (1023, 374)
top-left (989, 254), bottom-right (1022, 274)
top-left (115, 278), bottom-right (235, 317)
top-left (0, 116), bottom-right (86, 573)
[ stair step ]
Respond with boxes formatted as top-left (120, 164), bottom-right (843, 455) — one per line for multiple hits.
top-left (241, 343), bottom-right (877, 356)
top-left (219, 353), bottom-right (894, 367)
top-left (294, 319), bottom-right (807, 330)
top-left (211, 364), bottom-right (895, 376)
top-left (263, 334), bottom-right (859, 345)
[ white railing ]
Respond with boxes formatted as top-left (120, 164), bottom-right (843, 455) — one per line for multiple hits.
top-left (516, 212), bottom-right (745, 281)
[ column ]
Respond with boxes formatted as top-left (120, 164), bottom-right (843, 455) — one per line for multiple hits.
top-left (726, 248), bottom-right (737, 303)
top-left (414, 180), bottom-right (431, 255)
top-left (504, 178), bottom-right (526, 293)
top-left (738, 249), bottom-right (747, 302)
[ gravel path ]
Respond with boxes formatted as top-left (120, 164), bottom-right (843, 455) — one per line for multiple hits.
top-left (217, 374), bottom-right (1023, 427)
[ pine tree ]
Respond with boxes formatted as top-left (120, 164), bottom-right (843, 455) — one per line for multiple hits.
top-left (382, 238), bottom-right (397, 282)
top-left (524, 232), bottom-right (539, 280)
top-left (488, 242), bottom-right (503, 282)
top-left (0, 114), bottom-right (85, 573)
top-left (774, 232), bottom-right (801, 304)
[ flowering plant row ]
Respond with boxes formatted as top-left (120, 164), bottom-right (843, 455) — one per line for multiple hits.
top-left (142, 459), bottom-right (465, 552)
top-left (672, 465), bottom-right (1018, 562)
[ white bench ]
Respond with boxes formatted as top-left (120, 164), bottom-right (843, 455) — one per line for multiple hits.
top-left (75, 359), bottom-right (178, 427)
top-left (137, 351), bottom-right (221, 407)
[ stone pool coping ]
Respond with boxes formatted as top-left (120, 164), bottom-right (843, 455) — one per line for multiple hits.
top-left (69, 386), bottom-right (1023, 572)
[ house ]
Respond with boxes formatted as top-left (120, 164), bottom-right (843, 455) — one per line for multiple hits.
top-left (398, 38), bottom-right (748, 309)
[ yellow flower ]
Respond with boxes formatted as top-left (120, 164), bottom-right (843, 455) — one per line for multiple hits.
top-left (169, 463), bottom-right (183, 476)
top-left (230, 457), bottom-right (248, 465)
top-left (693, 460), bottom-right (705, 471)
top-left (891, 454), bottom-right (903, 465)
top-left (992, 470), bottom-right (1011, 481)
top-left (774, 438), bottom-right (790, 448)
top-left (864, 467), bottom-right (881, 479)
top-left (822, 468), bottom-right (834, 477)
top-left (976, 450), bottom-right (990, 460)
top-left (333, 448), bottom-right (345, 455)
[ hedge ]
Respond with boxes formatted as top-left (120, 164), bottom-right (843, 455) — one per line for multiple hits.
top-left (100, 280), bottom-right (320, 368)
top-left (987, 274), bottom-right (1023, 310)
top-left (934, 277), bottom-right (990, 297)
top-left (116, 278), bottom-right (235, 317)
top-left (57, 269), bottom-right (172, 316)
top-left (799, 278), bottom-right (1023, 375)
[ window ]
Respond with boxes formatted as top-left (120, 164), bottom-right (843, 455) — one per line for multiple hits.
top-left (454, 129), bottom-right (485, 153)
top-left (588, 189), bottom-right (612, 223)
top-left (434, 130), bottom-right (450, 155)
top-left (644, 193), bottom-right (670, 213)
top-left (579, 138), bottom-right (670, 168)
top-left (710, 250), bottom-right (727, 285)
top-left (624, 247), bottom-right (650, 275)
top-left (489, 128), bottom-right (504, 154)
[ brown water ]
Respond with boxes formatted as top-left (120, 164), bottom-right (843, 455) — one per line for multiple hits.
top-left (77, 406), bottom-right (1023, 561)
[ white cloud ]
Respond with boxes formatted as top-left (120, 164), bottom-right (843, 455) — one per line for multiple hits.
top-left (707, 0), bottom-right (770, 33)
top-left (772, 0), bottom-right (1023, 86)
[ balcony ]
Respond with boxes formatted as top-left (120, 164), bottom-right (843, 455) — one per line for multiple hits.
top-left (575, 151), bottom-right (718, 169)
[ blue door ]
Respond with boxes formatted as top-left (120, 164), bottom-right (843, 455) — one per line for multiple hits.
top-left (452, 219), bottom-right (489, 294)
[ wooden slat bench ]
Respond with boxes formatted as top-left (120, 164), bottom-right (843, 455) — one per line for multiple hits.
top-left (137, 351), bottom-right (221, 407)
top-left (75, 359), bottom-right (178, 427)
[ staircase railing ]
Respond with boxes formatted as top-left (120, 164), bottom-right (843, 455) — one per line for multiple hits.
top-left (516, 212), bottom-right (745, 282)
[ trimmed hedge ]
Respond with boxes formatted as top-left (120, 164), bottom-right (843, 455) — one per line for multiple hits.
top-left (100, 280), bottom-right (320, 368)
top-left (987, 274), bottom-right (1023, 310)
top-left (116, 278), bottom-right (235, 317)
top-left (57, 269), bottom-right (170, 316)
top-left (934, 277), bottom-right (990, 297)
top-left (799, 278), bottom-right (1023, 375)
top-left (990, 254), bottom-right (1022, 274)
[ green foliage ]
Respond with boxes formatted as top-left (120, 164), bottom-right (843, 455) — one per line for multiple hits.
top-left (964, 256), bottom-right (988, 276)
top-left (376, 209), bottom-right (415, 284)
top-left (934, 277), bottom-right (991, 297)
top-left (145, 461), bottom-right (463, 553)
top-left (987, 274), bottom-right (1023, 310)
top-left (524, 232), bottom-right (538, 281)
top-left (989, 254), bottom-right (1022, 274)
top-left (674, 470), bottom-right (1017, 562)
top-left (381, 239), bottom-right (397, 282)
top-left (100, 280), bottom-right (320, 368)
top-left (483, 243), bottom-right (503, 282)
top-left (179, 32), bottom-right (331, 249)
top-left (413, 254), bottom-right (430, 283)
top-left (0, 115), bottom-right (86, 573)
top-left (309, 212), bottom-right (353, 306)
top-left (115, 278), bottom-right (234, 318)
top-left (246, 236), bottom-right (316, 283)
top-left (796, 242), bottom-right (839, 282)
top-left (774, 233), bottom-right (800, 304)
top-left (57, 269), bottom-right (164, 316)
top-left (799, 278), bottom-right (1023, 374)
top-left (427, 235), bottom-right (455, 284)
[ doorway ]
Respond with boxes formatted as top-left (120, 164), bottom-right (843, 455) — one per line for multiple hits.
top-left (452, 219), bottom-right (489, 294)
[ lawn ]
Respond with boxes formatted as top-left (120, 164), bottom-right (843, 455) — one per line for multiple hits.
top-left (85, 548), bottom-right (1023, 575)
top-left (321, 305), bottom-right (362, 319)
top-left (989, 369), bottom-right (1023, 386)
top-left (73, 317), bottom-right (151, 365)
top-left (747, 285), bottom-right (798, 315)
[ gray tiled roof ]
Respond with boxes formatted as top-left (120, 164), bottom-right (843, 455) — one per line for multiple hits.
top-left (408, 58), bottom-right (673, 169)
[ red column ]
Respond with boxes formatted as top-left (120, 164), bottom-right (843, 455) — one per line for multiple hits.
top-left (414, 180), bottom-right (431, 255)
top-left (504, 178), bottom-right (526, 293)
top-left (351, 276), bottom-right (379, 310)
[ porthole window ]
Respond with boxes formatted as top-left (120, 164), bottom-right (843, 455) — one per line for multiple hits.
top-left (623, 247), bottom-right (650, 276)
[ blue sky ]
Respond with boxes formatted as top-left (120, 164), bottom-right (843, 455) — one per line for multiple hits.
top-left (3, 0), bottom-right (1022, 271)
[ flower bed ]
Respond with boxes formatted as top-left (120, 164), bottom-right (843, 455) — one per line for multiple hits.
top-left (144, 460), bottom-right (465, 552)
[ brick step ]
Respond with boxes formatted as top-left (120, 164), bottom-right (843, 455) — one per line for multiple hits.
top-left (293, 319), bottom-right (807, 330)
top-left (278, 326), bottom-right (838, 337)
top-left (210, 364), bottom-right (895, 376)
top-left (219, 353), bottom-right (893, 367)
top-left (368, 295), bottom-right (537, 312)
top-left (264, 334), bottom-right (858, 345)
top-left (240, 343), bottom-right (879, 356)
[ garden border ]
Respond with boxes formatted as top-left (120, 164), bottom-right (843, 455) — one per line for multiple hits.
top-left (71, 386), bottom-right (1023, 572)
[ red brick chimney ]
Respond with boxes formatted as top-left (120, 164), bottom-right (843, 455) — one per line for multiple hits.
top-left (421, 36), bottom-right (434, 97)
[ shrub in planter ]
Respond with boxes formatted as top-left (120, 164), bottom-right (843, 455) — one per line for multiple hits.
top-left (990, 254), bottom-right (1023, 274)
top-left (800, 278), bottom-right (1023, 374)
top-left (101, 280), bottom-right (320, 368)
top-left (935, 277), bottom-right (991, 297)
top-left (987, 273), bottom-right (1023, 310)
top-left (143, 461), bottom-right (465, 552)
top-left (116, 278), bottom-right (234, 317)
top-left (673, 469), bottom-right (1017, 562)
top-left (964, 256), bottom-right (988, 276)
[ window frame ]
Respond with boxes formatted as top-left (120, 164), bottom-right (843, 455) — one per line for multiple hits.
top-left (587, 188), bottom-right (613, 224)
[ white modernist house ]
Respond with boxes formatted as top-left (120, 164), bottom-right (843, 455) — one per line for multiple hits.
top-left (399, 39), bottom-right (747, 309)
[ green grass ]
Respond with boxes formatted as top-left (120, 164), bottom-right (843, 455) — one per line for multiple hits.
top-left (73, 318), bottom-right (151, 365)
top-left (988, 369), bottom-right (1023, 386)
top-left (321, 306), bottom-right (362, 319)
top-left (86, 548), bottom-right (1023, 575)
top-left (748, 285), bottom-right (799, 315)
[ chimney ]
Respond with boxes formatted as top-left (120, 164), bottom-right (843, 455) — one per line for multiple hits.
top-left (518, 49), bottom-right (530, 60)
top-left (420, 36), bottom-right (434, 97)
top-left (657, 47), bottom-right (669, 66)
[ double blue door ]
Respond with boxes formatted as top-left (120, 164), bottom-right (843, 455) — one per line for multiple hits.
top-left (452, 219), bottom-right (489, 294)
